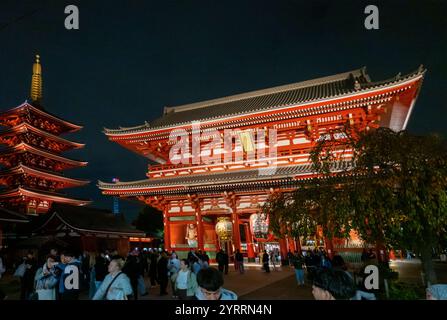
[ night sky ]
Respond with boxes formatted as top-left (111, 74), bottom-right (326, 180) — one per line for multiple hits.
top-left (0, 0), bottom-right (446, 222)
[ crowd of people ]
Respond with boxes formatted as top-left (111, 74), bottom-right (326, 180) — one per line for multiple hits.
top-left (287, 247), bottom-right (447, 300)
top-left (0, 247), bottom-right (237, 301)
top-left (287, 248), bottom-right (378, 300)
top-left (2, 246), bottom-right (446, 301)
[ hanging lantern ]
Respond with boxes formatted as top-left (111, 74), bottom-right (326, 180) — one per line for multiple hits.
top-left (215, 217), bottom-right (233, 241)
top-left (250, 213), bottom-right (269, 240)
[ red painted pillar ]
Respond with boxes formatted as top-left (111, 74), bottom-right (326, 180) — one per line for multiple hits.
top-left (244, 223), bottom-right (255, 259)
top-left (196, 208), bottom-right (204, 252)
top-left (231, 209), bottom-right (241, 252)
top-left (279, 238), bottom-right (288, 264)
top-left (163, 207), bottom-right (171, 251)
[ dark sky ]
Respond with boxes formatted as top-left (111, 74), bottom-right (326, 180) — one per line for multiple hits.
top-left (0, 0), bottom-right (446, 222)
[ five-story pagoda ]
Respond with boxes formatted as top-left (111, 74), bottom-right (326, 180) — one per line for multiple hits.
top-left (0, 55), bottom-right (90, 214)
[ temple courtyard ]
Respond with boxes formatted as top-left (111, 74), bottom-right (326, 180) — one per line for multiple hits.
top-left (1, 259), bottom-right (446, 300)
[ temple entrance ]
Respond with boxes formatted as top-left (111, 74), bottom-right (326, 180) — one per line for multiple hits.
top-left (218, 239), bottom-right (233, 256)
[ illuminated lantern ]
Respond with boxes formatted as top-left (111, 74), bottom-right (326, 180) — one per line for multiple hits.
top-left (215, 217), bottom-right (233, 241)
top-left (250, 213), bottom-right (269, 240)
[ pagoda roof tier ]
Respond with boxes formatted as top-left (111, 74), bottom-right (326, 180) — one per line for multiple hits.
top-left (0, 186), bottom-right (91, 206)
top-left (33, 203), bottom-right (145, 237)
top-left (0, 142), bottom-right (88, 169)
top-left (104, 66), bottom-right (425, 136)
top-left (0, 164), bottom-right (90, 188)
top-left (98, 161), bottom-right (353, 196)
top-left (0, 122), bottom-right (85, 150)
top-left (0, 102), bottom-right (83, 134)
top-left (0, 207), bottom-right (29, 223)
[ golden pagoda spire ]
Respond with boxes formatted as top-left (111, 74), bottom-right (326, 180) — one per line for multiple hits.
top-left (30, 54), bottom-right (43, 104)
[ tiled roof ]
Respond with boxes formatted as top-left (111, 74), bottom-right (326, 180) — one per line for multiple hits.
top-left (0, 102), bottom-right (83, 133)
top-left (98, 161), bottom-right (354, 195)
top-left (33, 203), bottom-right (145, 236)
top-left (0, 122), bottom-right (85, 149)
top-left (152, 69), bottom-right (369, 127)
top-left (0, 142), bottom-right (88, 167)
top-left (0, 164), bottom-right (90, 186)
top-left (104, 66), bottom-right (424, 134)
top-left (0, 186), bottom-right (91, 205)
top-left (0, 207), bottom-right (29, 223)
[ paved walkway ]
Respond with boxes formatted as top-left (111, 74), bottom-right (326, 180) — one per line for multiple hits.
top-left (2, 260), bottom-right (446, 300)
top-left (389, 259), bottom-right (447, 285)
top-left (0, 264), bottom-right (300, 300)
top-left (125, 264), bottom-right (297, 300)
top-left (240, 275), bottom-right (314, 300)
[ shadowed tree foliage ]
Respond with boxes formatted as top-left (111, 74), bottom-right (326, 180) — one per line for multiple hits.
top-left (132, 205), bottom-right (164, 238)
top-left (264, 126), bottom-right (447, 285)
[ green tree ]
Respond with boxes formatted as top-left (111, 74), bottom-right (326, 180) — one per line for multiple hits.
top-left (132, 205), bottom-right (164, 238)
top-left (265, 127), bottom-right (447, 285)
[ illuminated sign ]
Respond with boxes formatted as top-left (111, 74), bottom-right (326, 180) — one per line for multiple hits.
top-left (129, 237), bottom-right (152, 242)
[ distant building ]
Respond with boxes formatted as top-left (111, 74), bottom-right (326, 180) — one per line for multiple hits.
top-left (21, 203), bottom-right (145, 259)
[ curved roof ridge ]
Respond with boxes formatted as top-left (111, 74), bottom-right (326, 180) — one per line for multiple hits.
top-left (0, 164), bottom-right (90, 185)
top-left (0, 122), bottom-right (85, 148)
top-left (0, 102), bottom-right (83, 132)
top-left (165, 67), bottom-right (367, 114)
top-left (103, 66), bottom-right (424, 136)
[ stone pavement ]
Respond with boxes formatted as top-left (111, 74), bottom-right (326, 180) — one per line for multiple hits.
top-left (119, 263), bottom-right (300, 301)
top-left (389, 259), bottom-right (447, 285)
top-left (2, 259), bottom-right (446, 300)
top-left (240, 275), bottom-right (314, 300)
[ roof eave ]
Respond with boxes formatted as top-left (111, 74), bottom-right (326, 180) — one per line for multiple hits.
top-left (103, 67), bottom-right (425, 137)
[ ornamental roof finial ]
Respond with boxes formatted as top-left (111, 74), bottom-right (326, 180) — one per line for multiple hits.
top-left (30, 54), bottom-right (43, 105)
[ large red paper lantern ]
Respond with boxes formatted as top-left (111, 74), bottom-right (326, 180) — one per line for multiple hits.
top-left (250, 213), bottom-right (269, 241)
